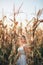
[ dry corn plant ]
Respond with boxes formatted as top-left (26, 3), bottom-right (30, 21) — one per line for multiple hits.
top-left (9, 2), bottom-right (24, 35)
top-left (32, 8), bottom-right (43, 38)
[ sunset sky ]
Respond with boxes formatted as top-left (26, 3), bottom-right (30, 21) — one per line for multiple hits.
top-left (0, 0), bottom-right (43, 28)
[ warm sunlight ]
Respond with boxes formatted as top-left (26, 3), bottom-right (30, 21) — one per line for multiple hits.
top-left (0, 1), bottom-right (43, 65)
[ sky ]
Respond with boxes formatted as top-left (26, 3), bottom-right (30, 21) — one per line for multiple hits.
top-left (0, 0), bottom-right (43, 28)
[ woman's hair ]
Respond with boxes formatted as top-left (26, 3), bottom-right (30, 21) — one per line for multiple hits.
top-left (21, 35), bottom-right (27, 43)
top-left (22, 35), bottom-right (26, 40)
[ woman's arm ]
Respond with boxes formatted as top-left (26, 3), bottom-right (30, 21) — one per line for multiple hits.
top-left (13, 51), bottom-right (21, 64)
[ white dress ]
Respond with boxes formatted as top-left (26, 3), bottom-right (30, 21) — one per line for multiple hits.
top-left (16, 45), bottom-right (27, 65)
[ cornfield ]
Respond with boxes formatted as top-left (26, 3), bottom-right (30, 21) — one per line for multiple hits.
top-left (0, 2), bottom-right (43, 65)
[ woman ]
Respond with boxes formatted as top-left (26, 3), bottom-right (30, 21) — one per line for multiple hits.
top-left (15, 35), bottom-right (27, 65)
